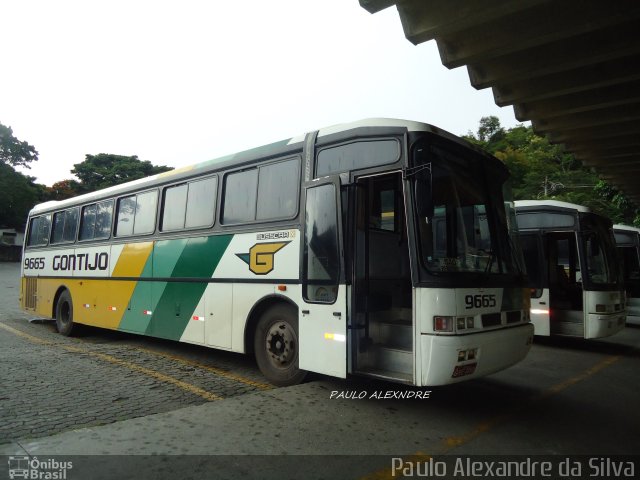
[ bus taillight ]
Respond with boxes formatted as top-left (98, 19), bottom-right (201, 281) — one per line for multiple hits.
top-left (434, 316), bottom-right (453, 332)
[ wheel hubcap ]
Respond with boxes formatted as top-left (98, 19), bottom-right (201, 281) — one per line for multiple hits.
top-left (266, 321), bottom-right (296, 368)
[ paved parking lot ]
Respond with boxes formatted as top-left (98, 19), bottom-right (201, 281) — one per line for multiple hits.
top-left (0, 263), bottom-right (271, 444)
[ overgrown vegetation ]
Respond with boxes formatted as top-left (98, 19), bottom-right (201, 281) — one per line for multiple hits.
top-left (463, 116), bottom-right (640, 226)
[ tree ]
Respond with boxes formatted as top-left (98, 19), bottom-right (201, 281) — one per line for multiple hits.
top-left (46, 179), bottom-right (84, 201)
top-left (465, 117), bottom-right (640, 227)
top-left (71, 153), bottom-right (172, 192)
top-left (0, 163), bottom-right (42, 229)
top-left (0, 122), bottom-right (38, 168)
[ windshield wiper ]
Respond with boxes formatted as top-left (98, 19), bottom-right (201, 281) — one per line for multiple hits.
top-left (402, 163), bottom-right (431, 179)
top-left (484, 250), bottom-right (496, 274)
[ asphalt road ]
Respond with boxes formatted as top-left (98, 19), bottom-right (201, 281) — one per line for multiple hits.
top-left (1, 262), bottom-right (639, 479)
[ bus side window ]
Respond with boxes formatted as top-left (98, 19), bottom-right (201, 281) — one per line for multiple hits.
top-left (79, 201), bottom-right (113, 241)
top-left (51, 208), bottom-right (80, 244)
top-left (79, 205), bottom-right (97, 241)
top-left (222, 157), bottom-right (300, 225)
top-left (63, 208), bottom-right (79, 242)
top-left (162, 176), bottom-right (218, 232)
top-left (51, 211), bottom-right (66, 244)
top-left (185, 177), bottom-right (217, 228)
top-left (222, 169), bottom-right (258, 224)
top-left (27, 215), bottom-right (51, 247)
top-left (256, 158), bottom-right (299, 220)
top-left (116, 192), bottom-right (156, 237)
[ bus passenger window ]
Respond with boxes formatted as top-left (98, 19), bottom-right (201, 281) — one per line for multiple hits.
top-left (116, 192), bottom-right (156, 237)
top-left (116, 196), bottom-right (136, 236)
top-left (63, 208), bottom-right (79, 242)
top-left (51, 212), bottom-right (66, 244)
top-left (222, 169), bottom-right (258, 224)
top-left (162, 176), bottom-right (217, 231)
top-left (256, 158), bottom-right (299, 220)
top-left (79, 205), bottom-right (97, 241)
top-left (94, 201), bottom-right (113, 239)
top-left (51, 208), bottom-right (79, 244)
top-left (185, 177), bottom-right (217, 228)
top-left (162, 184), bottom-right (188, 231)
top-left (133, 191), bottom-right (157, 235)
top-left (27, 215), bottom-right (51, 247)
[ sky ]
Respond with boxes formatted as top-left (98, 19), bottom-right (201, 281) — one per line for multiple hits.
top-left (1, 0), bottom-right (525, 186)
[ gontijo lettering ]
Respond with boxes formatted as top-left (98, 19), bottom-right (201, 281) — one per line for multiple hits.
top-left (53, 253), bottom-right (109, 271)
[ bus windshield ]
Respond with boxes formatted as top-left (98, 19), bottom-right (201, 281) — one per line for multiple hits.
top-left (580, 216), bottom-right (619, 286)
top-left (414, 141), bottom-right (525, 276)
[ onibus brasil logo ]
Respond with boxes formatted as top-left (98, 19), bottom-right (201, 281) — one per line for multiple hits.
top-left (8, 456), bottom-right (72, 479)
top-left (236, 241), bottom-right (290, 275)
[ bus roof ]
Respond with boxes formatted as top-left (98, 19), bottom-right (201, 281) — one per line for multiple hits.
top-left (28, 118), bottom-right (460, 216)
top-left (514, 200), bottom-right (591, 213)
top-left (613, 224), bottom-right (640, 234)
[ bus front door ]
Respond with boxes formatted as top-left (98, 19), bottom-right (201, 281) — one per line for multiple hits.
top-left (547, 232), bottom-right (584, 336)
top-left (350, 173), bottom-right (414, 383)
top-left (299, 179), bottom-right (347, 378)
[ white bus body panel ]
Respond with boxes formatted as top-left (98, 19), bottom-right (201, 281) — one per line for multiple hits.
top-left (626, 297), bottom-right (640, 325)
top-left (584, 290), bottom-right (626, 338)
top-left (299, 286), bottom-right (347, 378)
top-left (415, 288), bottom-right (533, 386)
top-left (420, 324), bottom-right (533, 386)
top-left (530, 289), bottom-right (551, 336)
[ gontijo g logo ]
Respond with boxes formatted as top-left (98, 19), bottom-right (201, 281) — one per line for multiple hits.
top-left (236, 241), bottom-right (290, 275)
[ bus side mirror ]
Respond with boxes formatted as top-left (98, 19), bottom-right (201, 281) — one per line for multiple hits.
top-left (415, 179), bottom-right (434, 219)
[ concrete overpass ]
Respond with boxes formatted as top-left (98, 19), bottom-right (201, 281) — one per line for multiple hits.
top-left (360, 0), bottom-right (640, 204)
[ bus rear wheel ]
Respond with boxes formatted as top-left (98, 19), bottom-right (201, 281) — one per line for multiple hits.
top-left (55, 290), bottom-right (75, 336)
top-left (254, 304), bottom-right (307, 387)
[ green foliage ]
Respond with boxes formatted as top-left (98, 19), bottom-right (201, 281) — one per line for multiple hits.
top-left (466, 117), bottom-right (640, 226)
top-left (0, 122), bottom-right (38, 168)
top-left (0, 122), bottom-right (43, 229)
top-left (0, 163), bottom-right (43, 229)
top-left (71, 153), bottom-right (172, 192)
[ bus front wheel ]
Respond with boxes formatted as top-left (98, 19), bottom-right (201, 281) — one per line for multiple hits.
top-left (254, 304), bottom-right (307, 387)
top-left (55, 290), bottom-right (75, 336)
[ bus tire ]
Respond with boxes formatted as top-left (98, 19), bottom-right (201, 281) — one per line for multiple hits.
top-left (55, 290), bottom-right (75, 336)
top-left (254, 304), bottom-right (307, 387)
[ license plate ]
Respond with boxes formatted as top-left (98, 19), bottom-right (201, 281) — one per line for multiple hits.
top-left (452, 363), bottom-right (477, 378)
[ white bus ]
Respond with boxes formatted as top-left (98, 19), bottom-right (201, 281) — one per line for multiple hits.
top-left (21, 118), bottom-right (534, 386)
top-left (613, 224), bottom-right (640, 325)
top-left (515, 200), bottom-right (625, 338)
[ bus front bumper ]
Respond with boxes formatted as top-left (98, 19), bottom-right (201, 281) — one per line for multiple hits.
top-left (585, 313), bottom-right (626, 338)
top-left (420, 323), bottom-right (534, 386)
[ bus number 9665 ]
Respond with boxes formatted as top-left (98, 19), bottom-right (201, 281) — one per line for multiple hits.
top-left (24, 257), bottom-right (45, 270)
top-left (465, 294), bottom-right (496, 309)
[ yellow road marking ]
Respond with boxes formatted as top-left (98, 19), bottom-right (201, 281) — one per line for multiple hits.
top-left (0, 322), bottom-right (220, 401)
top-left (0, 322), bottom-right (52, 345)
top-left (62, 344), bottom-right (220, 401)
top-left (360, 354), bottom-right (622, 479)
top-left (133, 346), bottom-right (273, 390)
top-left (441, 354), bottom-right (621, 452)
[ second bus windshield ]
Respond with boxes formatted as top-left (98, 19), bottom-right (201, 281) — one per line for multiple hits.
top-left (580, 215), bottom-right (619, 286)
